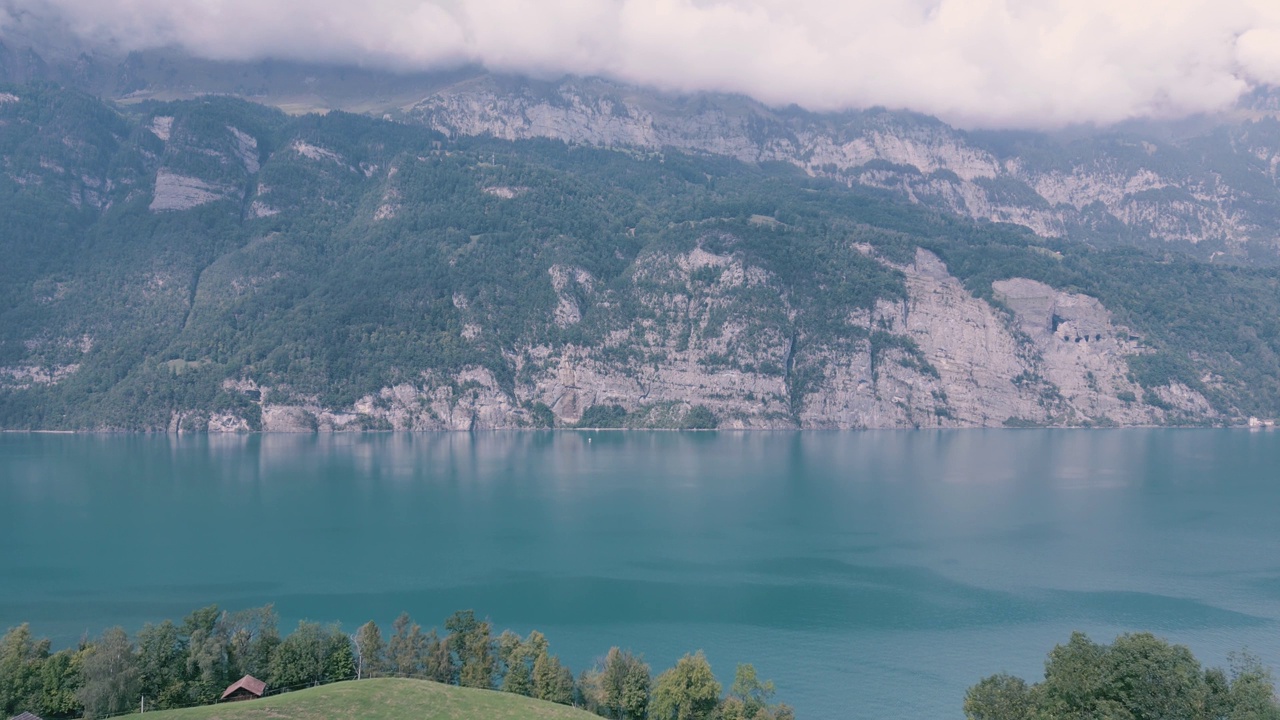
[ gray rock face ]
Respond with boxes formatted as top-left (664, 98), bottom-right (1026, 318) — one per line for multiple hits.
top-left (228, 126), bottom-right (260, 174)
top-left (237, 248), bottom-right (1211, 430)
top-left (148, 116), bottom-right (263, 212)
top-left (407, 76), bottom-right (1280, 259)
top-left (0, 363), bottom-right (79, 389)
top-left (149, 170), bottom-right (236, 212)
top-left (992, 278), bottom-right (1191, 425)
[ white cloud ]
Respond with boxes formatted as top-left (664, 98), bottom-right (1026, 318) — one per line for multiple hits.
top-left (5, 0), bottom-right (1280, 128)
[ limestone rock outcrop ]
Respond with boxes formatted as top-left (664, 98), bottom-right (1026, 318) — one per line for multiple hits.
top-left (234, 248), bottom-right (1212, 430)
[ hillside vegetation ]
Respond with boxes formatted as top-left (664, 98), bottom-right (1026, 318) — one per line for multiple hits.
top-left (964, 632), bottom-right (1280, 720)
top-left (142, 679), bottom-right (596, 720)
top-left (1, 607), bottom-right (792, 720)
top-left (11, 43), bottom-right (1280, 263)
top-left (2, 83), bottom-right (1280, 429)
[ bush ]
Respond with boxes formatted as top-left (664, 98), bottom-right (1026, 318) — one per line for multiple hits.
top-left (681, 405), bottom-right (718, 430)
top-left (576, 404), bottom-right (627, 429)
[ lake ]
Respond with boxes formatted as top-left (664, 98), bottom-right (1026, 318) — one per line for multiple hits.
top-left (2, 430), bottom-right (1280, 718)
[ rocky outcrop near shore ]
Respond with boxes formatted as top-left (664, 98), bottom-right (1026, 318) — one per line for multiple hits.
top-left (231, 247), bottom-right (1210, 431)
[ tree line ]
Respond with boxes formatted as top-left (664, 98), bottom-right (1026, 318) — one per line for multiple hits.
top-left (0, 605), bottom-right (793, 720)
top-left (964, 631), bottom-right (1280, 720)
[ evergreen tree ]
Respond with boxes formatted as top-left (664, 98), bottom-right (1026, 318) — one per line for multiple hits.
top-left (387, 613), bottom-right (426, 677)
top-left (446, 610), bottom-right (495, 689)
top-left (324, 630), bottom-right (356, 682)
top-left (498, 630), bottom-right (534, 696)
top-left (354, 621), bottom-right (385, 679)
top-left (423, 630), bottom-right (455, 684)
top-left (533, 651), bottom-right (575, 705)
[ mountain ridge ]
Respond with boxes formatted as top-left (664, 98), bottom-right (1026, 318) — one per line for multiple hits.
top-left (2, 83), bottom-right (1278, 430)
top-left (7, 39), bottom-right (1280, 264)
top-left (404, 72), bottom-right (1280, 263)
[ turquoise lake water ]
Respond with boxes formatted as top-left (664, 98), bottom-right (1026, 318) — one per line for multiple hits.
top-left (2, 430), bottom-right (1280, 718)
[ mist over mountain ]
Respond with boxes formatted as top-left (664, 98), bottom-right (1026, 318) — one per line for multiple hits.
top-left (7, 0), bottom-right (1280, 129)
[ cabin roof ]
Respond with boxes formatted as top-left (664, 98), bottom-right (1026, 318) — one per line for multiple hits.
top-left (221, 674), bottom-right (267, 700)
top-left (11, 713), bottom-right (44, 720)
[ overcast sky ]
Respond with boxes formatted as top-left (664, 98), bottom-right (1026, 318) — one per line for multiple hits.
top-left (4, 0), bottom-right (1280, 128)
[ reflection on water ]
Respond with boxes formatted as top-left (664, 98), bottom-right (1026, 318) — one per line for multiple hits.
top-left (2, 430), bottom-right (1280, 719)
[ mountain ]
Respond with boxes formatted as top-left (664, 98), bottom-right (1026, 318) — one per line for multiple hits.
top-left (10, 38), bottom-right (1280, 264)
top-left (2, 81), bottom-right (1279, 431)
top-left (404, 74), bottom-right (1280, 264)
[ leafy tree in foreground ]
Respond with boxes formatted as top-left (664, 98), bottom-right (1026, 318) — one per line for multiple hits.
top-left (136, 620), bottom-right (185, 709)
top-left (599, 647), bottom-right (651, 720)
top-left (268, 621), bottom-right (353, 689)
top-left (76, 627), bottom-right (139, 719)
top-left (1225, 652), bottom-right (1280, 720)
top-left (963, 673), bottom-right (1035, 720)
top-left (0, 624), bottom-right (50, 716)
top-left (578, 666), bottom-right (606, 714)
top-left (499, 629), bottom-right (547, 697)
top-left (720, 663), bottom-right (794, 720)
top-left (1103, 632), bottom-right (1205, 719)
top-left (183, 605), bottom-right (232, 703)
top-left (965, 632), bottom-right (1280, 720)
top-left (651, 651), bottom-right (720, 720)
top-left (222, 604), bottom-right (281, 683)
top-left (37, 647), bottom-right (84, 718)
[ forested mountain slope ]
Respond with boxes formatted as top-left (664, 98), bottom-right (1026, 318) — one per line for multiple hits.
top-left (2, 85), bottom-right (1279, 430)
top-left (407, 75), bottom-right (1280, 264)
top-left (8, 41), bottom-right (1280, 263)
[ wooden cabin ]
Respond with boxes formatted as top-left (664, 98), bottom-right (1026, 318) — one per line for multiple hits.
top-left (220, 674), bottom-right (267, 702)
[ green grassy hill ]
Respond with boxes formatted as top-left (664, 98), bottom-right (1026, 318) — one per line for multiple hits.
top-left (143, 678), bottom-right (597, 720)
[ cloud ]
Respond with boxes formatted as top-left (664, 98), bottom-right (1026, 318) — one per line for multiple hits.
top-left (5, 0), bottom-right (1280, 128)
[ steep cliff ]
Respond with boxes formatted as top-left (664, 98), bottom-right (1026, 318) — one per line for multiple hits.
top-left (244, 246), bottom-right (1211, 431)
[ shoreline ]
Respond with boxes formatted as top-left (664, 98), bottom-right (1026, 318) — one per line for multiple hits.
top-left (2, 424), bottom-right (1274, 434)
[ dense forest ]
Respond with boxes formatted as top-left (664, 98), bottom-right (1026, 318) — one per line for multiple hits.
top-left (2, 82), bottom-right (1280, 429)
top-left (964, 632), bottom-right (1280, 720)
top-left (0, 606), bottom-right (792, 720)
